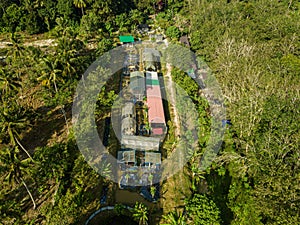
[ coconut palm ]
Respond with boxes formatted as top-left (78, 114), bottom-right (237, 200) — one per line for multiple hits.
top-left (190, 162), bottom-right (205, 192)
top-left (148, 173), bottom-right (153, 185)
top-left (5, 33), bottom-right (26, 77)
top-left (0, 100), bottom-right (33, 160)
top-left (38, 54), bottom-right (71, 134)
top-left (0, 67), bottom-right (21, 96)
top-left (38, 55), bottom-right (62, 93)
top-left (6, 33), bottom-right (25, 63)
top-left (150, 186), bottom-right (156, 199)
top-left (162, 211), bottom-right (187, 225)
top-left (73, 0), bottom-right (87, 16)
top-left (100, 160), bottom-right (112, 182)
top-left (132, 202), bottom-right (148, 225)
top-left (0, 147), bottom-right (36, 209)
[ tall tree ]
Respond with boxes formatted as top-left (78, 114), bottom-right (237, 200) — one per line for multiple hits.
top-left (6, 33), bottom-right (26, 77)
top-left (0, 67), bottom-right (21, 96)
top-left (0, 100), bottom-right (33, 160)
top-left (38, 55), bottom-right (62, 93)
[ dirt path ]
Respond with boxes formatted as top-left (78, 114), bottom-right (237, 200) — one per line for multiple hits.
top-left (164, 63), bottom-right (181, 138)
top-left (159, 62), bottom-right (192, 221)
top-left (0, 39), bottom-right (57, 49)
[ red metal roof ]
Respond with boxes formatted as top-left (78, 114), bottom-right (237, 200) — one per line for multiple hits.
top-left (146, 73), bottom-right (165, 125)
top-left (152, 127), bottom-right (163, 135)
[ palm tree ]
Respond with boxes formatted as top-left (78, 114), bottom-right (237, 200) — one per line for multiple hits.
top-left (188, 151), bottom-right (205, 192)
top-left (6, 33), bottom-right (25, 62)
top-left (100, 160), bottom-right (112, 182)
top-left (38, 55), bottom-right (62, 93)
top-left (56, 36), bottom-right (79, 79)
top-left (38, 55), bottom-right (70, 134)
top-left (0, 147), bottom-right (36, 209)
top-left (150, 186), bottom-right (156, 199)
top-left (0, 67), bottom-right (21, 96)
top-left (0, 100), bottom-right (33, 160)
top-left (190, 162), bottom-right (205, 192)
top-left (6, 33), bottom-right (26, 77)
top-left (132, 202), bottom-right (148, 225)
top-left (148, 173), bottom-right (153, 185)
top-left (73, 0), bottom-right (87, 16)
top-left (162, 211), bottom-right (187, 225)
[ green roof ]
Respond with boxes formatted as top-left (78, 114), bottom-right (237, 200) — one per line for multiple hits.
top-left (146, 79), bottom-right (159, 85)
top-left (119, 36), bottom-right (134, 43)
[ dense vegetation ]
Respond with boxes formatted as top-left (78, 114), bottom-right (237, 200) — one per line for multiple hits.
top-left (0, 0), bottom-right (299, 224)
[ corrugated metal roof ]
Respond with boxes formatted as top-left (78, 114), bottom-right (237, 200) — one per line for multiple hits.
top-left (145, 152), bottom-right (161, 164)
top-left (121, 135), bottom-right (160, 151)
top-left (130, 71), bottom-right (145, 98)
top-left (146, 72), bottom-right (165, 125)
top-left (130, 71), bottom-right (144, 78)
top-left (152, 127), bottom-right (163, 135)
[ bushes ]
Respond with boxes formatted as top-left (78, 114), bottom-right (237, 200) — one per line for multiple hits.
top-left (185, 194), bottom-right (221, 225)
top-left (166, 26), bottom-right (181, 40)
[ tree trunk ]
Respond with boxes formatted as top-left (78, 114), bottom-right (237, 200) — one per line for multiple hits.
top-left (52, 181), bottom-right (61, 206)
top-left (15, 136), bottom-right (33, 161)
top-left (53, 79), bottom-right (58, 94)
top-left (53, 80), bottom-right (70, 134)
top-left (20, 177), bottom-right (36, 209)
top-left (60, 105), bottom-right (70, 135)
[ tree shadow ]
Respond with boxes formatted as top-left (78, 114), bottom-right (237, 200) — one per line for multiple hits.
top-left (21, 103), bottom-right (72, 154)
top-left (206, 169), bottom-right (234, 224)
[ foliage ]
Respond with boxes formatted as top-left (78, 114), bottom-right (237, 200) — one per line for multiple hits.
top-left (0, 0), bottom-right (299, 224)
top-left (131, 202), bottom-right (148, 225)
top-left (162, 210), bottom-right (187, 225)
top-left (165, 26), bottom-right (181, 40)
top-left (185, 194), bottom-right (221, 225)
top-left (186, 0), bottom-right (300, 224)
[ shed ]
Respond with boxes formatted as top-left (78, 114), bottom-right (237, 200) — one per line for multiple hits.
top-left (145, 152), bottom-right (161, 165)
top-left (119, 36), bottom-right (134, 43)
top-left (118, 150), bottom-right (136, 165)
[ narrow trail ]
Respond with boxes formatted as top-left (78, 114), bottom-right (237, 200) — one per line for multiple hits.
top-left (0, 39), bottom-right (57, 49)
top-left (164, 63), bottom-right (181, 138)
top-left (160, 63), bottom-right (191, 217)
